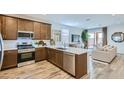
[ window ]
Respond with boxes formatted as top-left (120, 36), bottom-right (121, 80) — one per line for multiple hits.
top-left (71, 34), bottom-right (80, 42)
top-left (61, 29), bottom-right (69, 43)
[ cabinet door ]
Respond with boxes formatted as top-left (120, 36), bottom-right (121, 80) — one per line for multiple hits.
top-left (24, 20), bottom-right (34, 31)
top-left (18, 19), bottom-right (34, 31)
top-left (46, 24), bottom-right (51, 40)
top-left (35, 48), bottom-right (46, 62)
top-left (18, 19), bottom-right (25, 31)
top-left (2, 16), bottom-right (17, 40)
top-left (35, 48), bottom-right (42, 62)
top-left (41, 23), bottom-right (47, 40)
top-left (34, 22), bottom-right (41, 40)
top-left (41, 47), bottom-right (46, 60)
top-left (2, 50), bottom-right (17, 69)
top-left (55, 50), bottom-right (63, 68)
top-left (47, 48), bottom-right (56, 63)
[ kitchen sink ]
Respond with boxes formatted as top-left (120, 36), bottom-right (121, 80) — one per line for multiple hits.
top-left (56, 47), bottom-right (67, 50)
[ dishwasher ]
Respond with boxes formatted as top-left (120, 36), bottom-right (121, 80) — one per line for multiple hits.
top-left (63, 52), bottom-right (75, 76)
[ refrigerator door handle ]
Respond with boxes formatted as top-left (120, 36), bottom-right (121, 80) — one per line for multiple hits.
top-left (0, 33), bottom-right (4, 70)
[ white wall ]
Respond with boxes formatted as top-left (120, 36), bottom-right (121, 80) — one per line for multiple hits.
top-left (107, 23), bottom-right (124, 54)
top-left (52, 23), bottom-right (82, 42)
top-left (88, 28), bottom-right (102, 33)
top-left (51, 23), bottom-right (82, 43)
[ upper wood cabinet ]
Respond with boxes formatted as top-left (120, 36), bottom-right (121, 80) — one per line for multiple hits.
top-left (41, 23), bottom-right (51, 40)
top-left (46, 24), bottom-right (51, 40)
top-left (18, 19), bottom-right (25, 31)
top-left (0, 15), bottom-right (51, 40)
top-left (1, 16), bottom-right (18, 40)
top-left (34, 22), bottom-right (41, 40)
top-left (2, 50), bottom-right (17, 70)
top-left (40, 23), bottom-right (47, 40)
top-left (25, 20), bottom-right (34, 31)
top-left (18, 19), bottom-right (34, 31)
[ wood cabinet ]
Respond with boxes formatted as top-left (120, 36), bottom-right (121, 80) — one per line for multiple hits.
top-left (41, 23), bottom-right (47, 40)
top-left (1, 16), bottom-right (17, 40)
top-left (55, 50), bottom-right (63, 68)
top-left (18, 19), bottom-right (34, 31)
top-left (34, 22), bottom-right (41, 40)
top-left (47, 48), bottom-right (63, 68)
top-left (35, 47), bottom-right (46, 62)
top-left (46, 24), bottom-right (51, 40)
top-left (0, 15), bottom-right (51, 40)
top-left (75, 53), bottom-right (87, 79)
top-left (25, 20), bottom-right (34, 31)
top-left (2, 50), bottom-right (17, 70)
top-left (41, 23), bottom-right (51, 40)
top-left (18, 19), bottom-right (25, 31)
top-left (47, 48), bottom-right (87, 78)
top-left (47, 48), bottom-right (56, 63)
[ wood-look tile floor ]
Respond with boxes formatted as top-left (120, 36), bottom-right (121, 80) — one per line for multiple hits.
top-left (0, 54), bottom-right (124, 79)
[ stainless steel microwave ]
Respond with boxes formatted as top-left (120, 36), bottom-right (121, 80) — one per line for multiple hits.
top-left (18, 31), bottom-right (34, 39)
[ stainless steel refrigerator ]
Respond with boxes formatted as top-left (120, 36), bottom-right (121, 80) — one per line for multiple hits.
top-left (0, 33), bottom-right (4, 70)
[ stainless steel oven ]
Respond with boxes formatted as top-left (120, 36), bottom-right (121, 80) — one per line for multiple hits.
top-left (17, 43), bottom-right (35, 67)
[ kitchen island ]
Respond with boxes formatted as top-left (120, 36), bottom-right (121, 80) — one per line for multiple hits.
top-left (36, 46), bottom-right (88, 79)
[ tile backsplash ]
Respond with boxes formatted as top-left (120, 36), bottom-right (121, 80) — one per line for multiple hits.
top-left (3, 40), bottom-right (51, 50)
top-left (3, 40), bottom-right (17, 50)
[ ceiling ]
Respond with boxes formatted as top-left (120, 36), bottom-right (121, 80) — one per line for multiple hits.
top-left (13, 14), bottom-right (124, 29)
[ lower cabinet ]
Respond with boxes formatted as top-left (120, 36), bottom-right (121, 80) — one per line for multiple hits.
top-left (1, 48), bottom-right (87, 78)
top-left (47, 48), bottom-right (56, 64)
top-left (47, 48), bottom-right (87, 78)
top-left (2, 50), bottom-right (17, 70)
top-left (47, 48), bottom-right (63, 68)
top-left (35, 47), bottom-right (46, 62)
top-left (55, 50), bottom-right (63, 68)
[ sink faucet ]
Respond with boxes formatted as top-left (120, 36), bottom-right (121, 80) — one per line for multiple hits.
top-left (62, 42), bottom-right (66, 48)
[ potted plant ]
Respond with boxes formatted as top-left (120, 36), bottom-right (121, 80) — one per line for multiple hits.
top-left (81, 29), bottom-right (89, 49)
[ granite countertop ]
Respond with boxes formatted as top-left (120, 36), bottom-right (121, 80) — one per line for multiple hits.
top-left (62, 47), bottom-right (87, 55)
top-left (4, 45), bottom-right (87, 55)
top-left (36, 45), bottom-right (87, 55)
top-left (4, 47), bottom-right (18, 51)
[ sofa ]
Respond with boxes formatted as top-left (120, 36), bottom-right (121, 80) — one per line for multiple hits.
top-left (92, 45), bottom-right (117, 63)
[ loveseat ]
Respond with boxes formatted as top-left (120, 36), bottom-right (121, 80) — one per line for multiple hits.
top-left (92, 45), bottom-right (117, 63)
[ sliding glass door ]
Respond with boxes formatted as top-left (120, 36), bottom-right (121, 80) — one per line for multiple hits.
top-left (88, 32), bottom-right (103, 48)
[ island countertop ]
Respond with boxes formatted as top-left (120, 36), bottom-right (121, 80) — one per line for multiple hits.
top-left (35, 45), bottom-right (87, 55)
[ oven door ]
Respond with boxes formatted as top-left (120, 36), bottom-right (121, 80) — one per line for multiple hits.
top-left (18, 52), bottom-right (35, 63)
